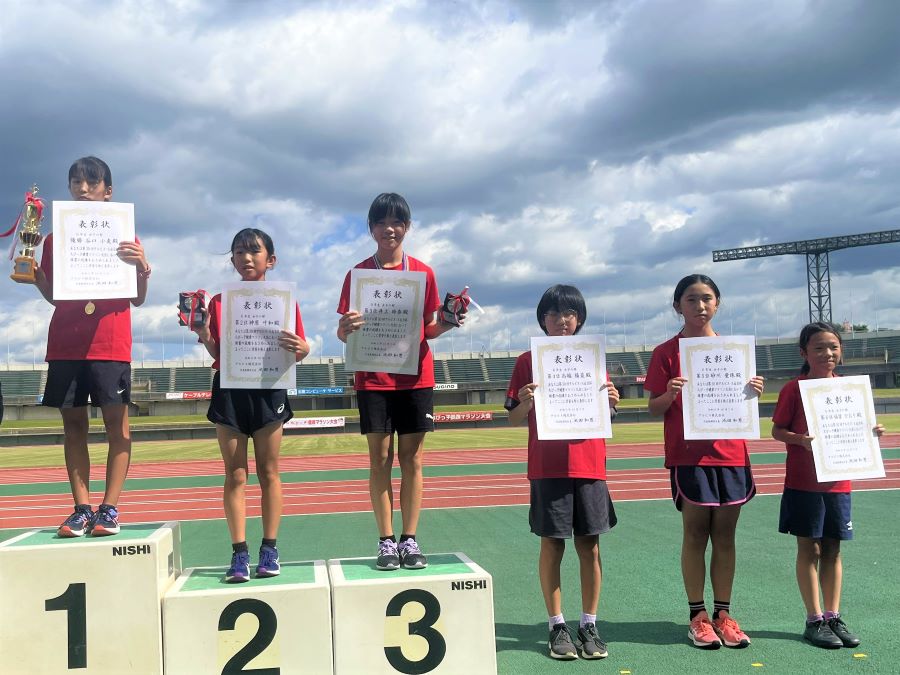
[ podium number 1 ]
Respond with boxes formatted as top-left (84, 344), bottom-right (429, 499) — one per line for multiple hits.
top-left (45, 583), bottom-right (87, 669)
top-left (385, 589), bottom-right (447, 674)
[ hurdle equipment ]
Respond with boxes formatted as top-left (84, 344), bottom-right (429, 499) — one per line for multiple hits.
top-left (328, 552), bottom-right (496, 674)
top-left (163, 560), bottom-right (332, 674)
top-left (0, 522), bottom-right (181, 674)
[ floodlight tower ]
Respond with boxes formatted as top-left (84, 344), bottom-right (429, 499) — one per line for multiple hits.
top-left (712, 229), bottom-right (900, 324)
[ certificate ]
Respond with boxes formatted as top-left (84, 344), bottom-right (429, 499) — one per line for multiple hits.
top-left (531, 334), bottom-right (612, 441)
top-left (220, 282), bottom-right (295, 389)
top-left (679, 335), bottom-right (760, 440)
top-left (345, 269), bottom-right (426, 375)
top-left (799, 375), bottom-right (885, 481)
top-left (52, 201), bottom-right (137, 300)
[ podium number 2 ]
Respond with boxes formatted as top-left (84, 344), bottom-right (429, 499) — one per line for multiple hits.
top-left (45, 583), bottom-right (87, 669)
top-left (385, 589), bottom-right (447, 674)
top-left (218, 598), bottom-right (278, 675)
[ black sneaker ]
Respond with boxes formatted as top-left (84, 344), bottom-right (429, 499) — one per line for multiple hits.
top-left (376, 539), bottom-right (400, 571)
top-left (398, 538), bottom-right (427, 569)
top-left (548, 623), bottom-right (578, 660)
top-left (803, 620), bottom-right (843, 649)
top-left (827, 615), bottom-right (860, 647)
top-left (576, 622), bottom-right (608, 659)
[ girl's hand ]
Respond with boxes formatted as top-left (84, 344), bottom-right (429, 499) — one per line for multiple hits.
top-left (798, 434), bottom-right (815, 451)
top-left (873, 424), bottom-right (885, 438)
top-left (338, 311), bottom-right (364, 341)
top-left (190, 301), bottom-right (212, 343)
top-left (667, 377), bottom-right (688, 399)
top-left (747, 375), bottom-right (765, 397)
top-left (603, 381), bottom-right (620, 406)
top-left (517, 383), bottom-right (538, 406)
top-left (278, 330), bottom-right (308, 357)
top-left (116, 240), bottom-right (150, 273)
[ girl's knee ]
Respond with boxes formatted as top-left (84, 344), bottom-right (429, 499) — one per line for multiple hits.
top-left (225, 468), bottom-right (248, 487)
top-left (256, 467), bottom-right (280, 489)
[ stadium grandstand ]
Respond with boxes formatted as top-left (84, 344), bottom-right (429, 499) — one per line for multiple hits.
top-left (2, 330), bottom-right (899, 423)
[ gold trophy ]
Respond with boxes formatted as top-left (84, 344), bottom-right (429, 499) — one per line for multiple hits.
top-left (10, 185), bottom-right (44, 284)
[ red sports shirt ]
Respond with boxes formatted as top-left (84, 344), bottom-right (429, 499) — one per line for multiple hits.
top-left (507, 351), bottom-right (608, 480)
top-left (336, 255), bottom-right (440, 391)
top-left (207, 293), bottom-right (306, 371)
top-left (644, 334), bottom-right (749, 468)
top-left (772, 376), bottom-right (851, 493)
top-left (42, 233), bottom-right (134, 362)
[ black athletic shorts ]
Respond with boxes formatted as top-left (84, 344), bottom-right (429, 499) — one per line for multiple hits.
top-left (669, 465), bottom-right (756, 512)
top-left (207, 372), bottom-right (292, 436)
top-left (42, 360), bottom-right (131, 408)
top-left (357, 388), bottom-right (434, 435)
top-left (779, 488), bottom-right (853, 540)
top-left (529, 478), bottom-right (617, 538)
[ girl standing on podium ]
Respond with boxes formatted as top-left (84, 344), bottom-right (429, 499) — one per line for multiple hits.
top-left (193, 228), bottom-right (309, 582)
top-left (34, 156), bottom-right (151, 538)
top-left (336, 193), bottom-right (464, 571)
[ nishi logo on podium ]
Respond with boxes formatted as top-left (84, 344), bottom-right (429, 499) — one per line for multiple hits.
top-left (328, 552), bottom-right (497, 674)
top-left (0, 522), bottom-right (181, 675)
top-left (0, 524), bottom-right (498, 674)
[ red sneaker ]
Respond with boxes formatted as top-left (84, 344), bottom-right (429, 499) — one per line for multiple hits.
top-left (689, 616), bottom-right (722, 649)
top-left (713, 615), bottom-right (751, 648)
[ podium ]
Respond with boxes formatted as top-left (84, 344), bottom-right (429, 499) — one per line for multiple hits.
top-left (163, 561), bottom-right (333, 674)
top-left (0, 522), bottom-right (180, 675)
top-left (328, 552), bottom-right (496, 674)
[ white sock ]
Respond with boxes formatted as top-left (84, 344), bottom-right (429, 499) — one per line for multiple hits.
top-left (581, 613), bottom-right (596, 627)
top-left (549, 614), bottom-right (565, 630)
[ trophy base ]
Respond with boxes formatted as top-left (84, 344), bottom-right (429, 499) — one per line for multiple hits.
top-left (10, 257), bottom-right (37, 284)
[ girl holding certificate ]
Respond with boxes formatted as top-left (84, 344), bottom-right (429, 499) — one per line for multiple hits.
top-left (336, 193), bottom-right (462, 571)
top-left (771, 322), bottom-right (884, 649)
top-left (505, 284), bottom-right (619, 660)
top-left (194, 228), bottom-right (309, 582)
top-left (645, 275), bottom-right (764, 650)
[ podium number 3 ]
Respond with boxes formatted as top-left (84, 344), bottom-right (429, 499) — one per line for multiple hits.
top-left (385, 589), bottom-right (447, 674)
top-left (218, 598), bottom-right (279, 675)
top-left (45, 583), bottom-right (87, 669)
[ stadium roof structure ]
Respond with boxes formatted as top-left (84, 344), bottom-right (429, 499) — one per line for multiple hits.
top-left (713, 229), bottom-right (900, 324)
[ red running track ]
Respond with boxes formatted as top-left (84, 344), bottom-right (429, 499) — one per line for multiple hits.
top-left (2, 436), bottom-right (899, 531)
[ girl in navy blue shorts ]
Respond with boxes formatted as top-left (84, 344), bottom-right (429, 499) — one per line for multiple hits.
top-left (194, 229), bottom-right (309, 582)
top-left (772, 322), bottom-right (884, 649)
top-left (646, 275), bottom-right (764, 650)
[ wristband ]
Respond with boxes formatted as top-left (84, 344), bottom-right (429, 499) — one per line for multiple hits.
top-left (138, 265), bottom-right (152, 279)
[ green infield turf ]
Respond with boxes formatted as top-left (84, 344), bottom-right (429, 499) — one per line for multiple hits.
top-left (5, 492), bottom-right (895, 672)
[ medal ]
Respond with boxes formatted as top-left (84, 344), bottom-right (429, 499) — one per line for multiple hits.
top-left (85, 301), bottom-right (95, 315)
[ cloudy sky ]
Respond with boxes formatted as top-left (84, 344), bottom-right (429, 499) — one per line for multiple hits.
top-left (2, 0), bottom-right (899, 366)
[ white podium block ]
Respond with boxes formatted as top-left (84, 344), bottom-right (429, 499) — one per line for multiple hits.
top-left (163, 560), bottom-right (333, 675)
top-left (0, 522), bottom-right (181, 675)
top-left (328, 552), bottom-right (496, 675)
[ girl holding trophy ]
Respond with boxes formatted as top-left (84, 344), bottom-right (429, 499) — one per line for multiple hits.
top-left (31, 156), bottom-right (151, 537)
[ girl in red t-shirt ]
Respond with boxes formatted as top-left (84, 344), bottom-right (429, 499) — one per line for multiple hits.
top-left (194, 228), bottom-right (309, 582)
top-left (772, 322), bottom-right (884, 649)
top-left (645, 274), bottom-right (764, 650)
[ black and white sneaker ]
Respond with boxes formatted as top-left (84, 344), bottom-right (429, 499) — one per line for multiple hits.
top-left (548, 623), bottom-right (578, 660)
top-left (398, 538), bottom-right (427, 569)
top-left (376, 539), bottom-right (400, 571)
top-left (576, 622), bottom-right (609, 659)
